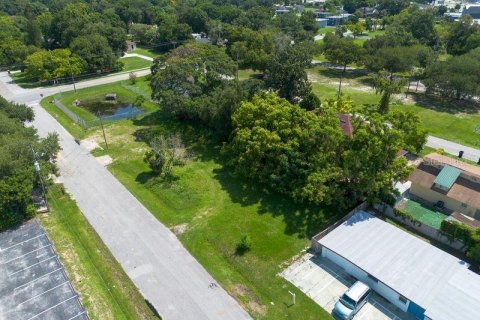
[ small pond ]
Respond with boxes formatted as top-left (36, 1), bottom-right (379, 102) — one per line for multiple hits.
top-left (80, 100), bottom-right (144, 120)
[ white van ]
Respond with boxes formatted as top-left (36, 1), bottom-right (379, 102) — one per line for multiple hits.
top-left (332, 281), bottom-right (371, 320)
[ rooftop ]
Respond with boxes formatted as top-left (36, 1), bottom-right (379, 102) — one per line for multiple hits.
top-left (433, 164), bottom-right (462, 189)
top-left (409, 162), bottom-right (480, 209)
top-left (318, 211), bottom-right (480, 320)
top-left (424, 153), bottom-right (480, 179)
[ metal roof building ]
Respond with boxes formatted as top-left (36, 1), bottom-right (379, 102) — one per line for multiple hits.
top-left (317, 210), bottom-right (480, 320)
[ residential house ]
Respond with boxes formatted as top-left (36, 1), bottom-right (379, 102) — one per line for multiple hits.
top-left (409, 153), bottom-right (480, 220)
top-left (317, 210), bottom-right (480, 320)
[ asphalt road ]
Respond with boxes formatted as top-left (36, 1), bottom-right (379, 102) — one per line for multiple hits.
top-left (426, 136), bottom-right (480, 162)
top-left (0, 71), bottom-right (251, 320)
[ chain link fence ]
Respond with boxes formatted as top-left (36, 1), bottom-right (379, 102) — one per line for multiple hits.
top-left (53, 96), bottom-right (145, 129)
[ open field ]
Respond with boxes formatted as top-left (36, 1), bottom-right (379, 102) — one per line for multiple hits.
top-left (41, 184), bottom-right (160, 320)
top-left (308, 65), bottom-right (480, 148)
top-left (132, 46), bottom-right (162, 58)
top-left (120, 56), bottom-right (152, 71)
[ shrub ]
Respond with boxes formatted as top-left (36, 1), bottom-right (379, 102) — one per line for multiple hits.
top-left (129, 72), bottom-right (137, 84)
top-left (393, 207), bottom-right (422, 226)
top-left (235, 234), bottom-right (252, 256)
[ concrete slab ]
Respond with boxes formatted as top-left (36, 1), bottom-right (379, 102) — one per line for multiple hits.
top-left (281, 254), bottom-right (414, 320)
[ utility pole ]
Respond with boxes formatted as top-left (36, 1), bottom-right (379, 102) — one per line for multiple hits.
top-left (32, 148), bottom-right (49, 212)
top-left (98, 112), bottom-right (109, 150)
top-left (67, 59), bottom-right (77, 93)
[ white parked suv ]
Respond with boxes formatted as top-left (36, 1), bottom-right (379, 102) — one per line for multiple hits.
top-left (332, 281), bottom-right (371, 320)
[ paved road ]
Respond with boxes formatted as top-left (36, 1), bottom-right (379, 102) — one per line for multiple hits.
top-left (426, 136), bottom-right (480, 162)
top-left (0, 72), bottom-right (251, 320)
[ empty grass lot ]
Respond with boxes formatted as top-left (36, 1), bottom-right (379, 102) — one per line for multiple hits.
top-left (308, 65), bottom-right (480, 148)
top-left (120, 56), bottom-right (152, 71)
top-left (132, 46), bottom-right (161, 59)
top-left (87, 115), bottom-right (339, 320)
top-left (41, 184), bottom-right (160, 320)
top-left (42, 80), bottom-right (339, 319)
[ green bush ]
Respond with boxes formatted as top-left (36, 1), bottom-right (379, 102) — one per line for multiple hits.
top-left (393, 207), bottom-right (422, 226)
top-left (440, 219), bottom-right (480, 265)
top-left (235, 234), bottom-right (252, 256)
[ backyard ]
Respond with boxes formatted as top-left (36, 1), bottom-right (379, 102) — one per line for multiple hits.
top-left (41, 83), bottom-right (340, 319)
top-left (396, 199), bottom-right (448, 229)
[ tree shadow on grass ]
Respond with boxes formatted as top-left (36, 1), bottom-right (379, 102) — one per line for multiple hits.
top-left (212, 165), bottom-right (344, 239)
top-left (130, 111), bottom-right (345, 239)
top-left (408, 92), bottom-right (480, 114)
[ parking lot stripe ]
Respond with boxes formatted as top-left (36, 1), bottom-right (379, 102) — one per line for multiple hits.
top-left (25, 295), bottom-right (78, 320)
top-left (2, 244), bottom-right (52, 265)
top-left (68, 311), bottom-right (87, 320)
top-left (0, 234), bottom-right (45, 252)
top-left (14, 267), bottom-right (64, 291)
top-left (371, 299), bottom-right (401, 320)
top-left (9, 255), bottom-right (56, 276)
top-left (17, 281), bottom-right (70, 306)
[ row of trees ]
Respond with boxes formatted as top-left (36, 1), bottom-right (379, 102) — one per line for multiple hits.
top-left (147, 41), bottom-right (426, 208)
top-left (0, 96), bottom-right (60, 230)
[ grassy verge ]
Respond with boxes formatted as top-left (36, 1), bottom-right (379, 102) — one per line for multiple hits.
top-left (120, 57), bottom-right (152, 71)
top-left (41, 184), bottom-right (160, 320)
top-left (132, 46), bottom-right (161, 59)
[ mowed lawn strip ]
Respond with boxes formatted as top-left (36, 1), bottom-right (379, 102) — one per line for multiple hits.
top-left (120, 56), bottom-right (152, 71)
top-left (41, 184), bottom-right (160, 320)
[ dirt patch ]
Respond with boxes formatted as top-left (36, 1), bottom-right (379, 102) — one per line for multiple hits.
top-left (193, 207), bottom-right (213, 221)
top-left (171, 223), bottom-right (188, 235)
top-left (231, 284), bottom-right (267, 317)
top-left (95, 155), bottom-right (113, 166)
top-left (81, 138), bottom-right (101, 151)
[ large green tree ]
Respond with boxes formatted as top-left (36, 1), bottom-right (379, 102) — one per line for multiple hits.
top-left (24, 49), bottom-right (85, 81)
top-left (265, 43), bottom-right (315, 103)
top-left (322, 33), bottom-right (365, 98)
top-left (0, 96), bottom-right (60, 230)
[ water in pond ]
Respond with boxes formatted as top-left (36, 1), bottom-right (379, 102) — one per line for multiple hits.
top-left (81, 101), bottom-right (143, 120)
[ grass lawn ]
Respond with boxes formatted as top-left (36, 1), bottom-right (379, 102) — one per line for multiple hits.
top-left (42, 76), bottom-right (157, 135)
top-left (88, 117), bottom-right (339, 320)
top-left (43, 79), bottom-right (339, 318)
top-left (41, 184), bottom-right (160, 320)
top-left (307, 65), bottom-right (480, 148)
top-left (317, 26), bottom-right (336, 35)
top-left (120, 56), bottom-right (152, 71)
top-left (397, 199), bottom-right (448, 229)
top-left (132, 46), bottom-right (162, 59)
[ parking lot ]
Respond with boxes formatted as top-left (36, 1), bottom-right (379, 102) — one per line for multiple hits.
top-left (0, 220), bottom-right (88, 320)
top-left (281, 254), bottom-right (414, 320)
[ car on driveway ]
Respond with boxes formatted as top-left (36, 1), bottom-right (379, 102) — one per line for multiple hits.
top-left (333, 281), bottom-right (371, 320)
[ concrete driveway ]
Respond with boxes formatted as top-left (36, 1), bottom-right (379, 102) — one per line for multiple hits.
top-left (281, 254), bottom-right (414, 320)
